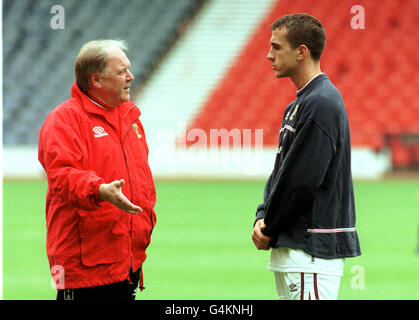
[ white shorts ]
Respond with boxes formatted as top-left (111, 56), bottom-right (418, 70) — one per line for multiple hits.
top-left (273, 271), bottom-right (342, 300)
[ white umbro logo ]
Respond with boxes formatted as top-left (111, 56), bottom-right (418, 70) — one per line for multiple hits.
top-left (93, 126), bottom-right (108, 138)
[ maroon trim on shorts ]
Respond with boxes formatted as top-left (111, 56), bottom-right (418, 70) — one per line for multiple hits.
top-left (300, 273), bottom-right (305, 300)
top-left (314, 273), bottom-right (320, 300)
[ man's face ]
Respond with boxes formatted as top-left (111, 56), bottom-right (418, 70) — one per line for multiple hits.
top-left (97, 47), bottom-right (134, 107)
top-left (267, 28), bottom-right (299, 78)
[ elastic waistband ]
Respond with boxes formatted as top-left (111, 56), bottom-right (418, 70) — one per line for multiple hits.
top-left (307, 228), bottom-right (356, 233)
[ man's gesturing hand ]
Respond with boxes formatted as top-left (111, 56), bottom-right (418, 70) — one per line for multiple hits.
top-left (252, 219), bottom-right (272, 250)
top-left (98, 179), bottom-right (143, 214)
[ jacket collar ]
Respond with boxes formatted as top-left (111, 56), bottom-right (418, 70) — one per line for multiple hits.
top-left (70, 81), bottom-right (141, 124)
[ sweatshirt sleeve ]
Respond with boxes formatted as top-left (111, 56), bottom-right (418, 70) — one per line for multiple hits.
top-left (262, 116), bottom-right (336, 238)
top-left (38, 108), bottom-right (105, 211)
top-left (254, 172), bottom-right (273, 223)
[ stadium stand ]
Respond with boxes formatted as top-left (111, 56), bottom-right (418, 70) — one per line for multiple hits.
top-left (136, 0), bottom-right (274, 142)
top-left (3, 0), bottom-right (206, 145)
top-left (3, 0), bottom-right (418, 176)
top-left (186, 0), bottom-right (419, 168)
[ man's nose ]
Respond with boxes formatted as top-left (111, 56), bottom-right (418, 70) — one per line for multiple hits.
top-left (127, 70), bottom-right (134, 82)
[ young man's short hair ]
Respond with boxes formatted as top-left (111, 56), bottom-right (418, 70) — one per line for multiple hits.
top-left (271, 13), bottom-right (326, 61)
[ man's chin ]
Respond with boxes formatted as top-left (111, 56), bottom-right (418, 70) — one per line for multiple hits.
top-left (121, 94), bottom-right (131, 102)
top-left (275, 72), bottom-right (290, 79)
top-left (275, 71), bottom-right (288, 78)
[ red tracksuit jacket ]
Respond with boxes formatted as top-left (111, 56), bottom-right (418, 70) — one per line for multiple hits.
top-left (38, 82), bottom-right (157, 289)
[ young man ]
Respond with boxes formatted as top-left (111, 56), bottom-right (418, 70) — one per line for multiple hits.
top-left (251, 14), bottom-right (361, 300)
top-left (38, 40), bottom-right (157, 300)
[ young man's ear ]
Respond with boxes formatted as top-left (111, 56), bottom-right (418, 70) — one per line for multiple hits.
top-left (296, 44), bottom-right (310, 61)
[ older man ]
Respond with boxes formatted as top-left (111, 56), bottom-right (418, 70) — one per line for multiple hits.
top-left (38, 40), bottom-right (157, 300)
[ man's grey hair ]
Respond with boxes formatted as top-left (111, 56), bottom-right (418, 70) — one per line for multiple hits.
top-left (74, 39), bottom-right (128, 92)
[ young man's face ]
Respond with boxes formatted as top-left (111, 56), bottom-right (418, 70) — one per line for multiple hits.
top-left (267, 28), bottom-right (299, 78)
top-left (97, 47), bottom-right (134, 107)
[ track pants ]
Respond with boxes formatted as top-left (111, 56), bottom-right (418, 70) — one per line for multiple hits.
top-left (274, 271), bottom-right (341, 300)
top-left (56, 268), bottom-right (140, 301)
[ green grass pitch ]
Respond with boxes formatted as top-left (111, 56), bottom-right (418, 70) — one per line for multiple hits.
top-left (3, 179), bottom-right (419, 300)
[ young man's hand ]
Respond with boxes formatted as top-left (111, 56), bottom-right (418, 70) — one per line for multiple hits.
top-left (98, 179), bottom-right (143, 214)
top-left (252, 219), bottom-right (272, 250)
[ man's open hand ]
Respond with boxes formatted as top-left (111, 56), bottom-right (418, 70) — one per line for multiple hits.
top-left (98, 179), bottom-right (142, 214)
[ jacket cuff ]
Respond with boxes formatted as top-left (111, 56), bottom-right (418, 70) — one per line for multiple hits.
top-left (254, 207), bottom-right (266, 226)
top-left (93, 179), bottom-right (106, 207)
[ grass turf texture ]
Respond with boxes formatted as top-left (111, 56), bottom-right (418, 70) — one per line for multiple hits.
top-left (3, 179), bottom-right (419, 300)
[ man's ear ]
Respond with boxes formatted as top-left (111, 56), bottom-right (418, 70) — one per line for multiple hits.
top-left (296, 44), bottom-right (310, 61)
top-left (90, 72), bottom-right (102, 89)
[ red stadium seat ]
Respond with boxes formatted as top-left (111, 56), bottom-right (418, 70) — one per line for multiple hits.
top-left (187, 0), bottom-right (418, 151)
